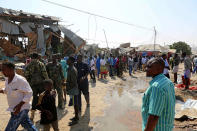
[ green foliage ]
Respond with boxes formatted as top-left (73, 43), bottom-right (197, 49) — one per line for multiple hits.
top-left (170, 41), bottom-right (192, 55)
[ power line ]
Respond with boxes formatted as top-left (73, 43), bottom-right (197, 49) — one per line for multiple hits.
top-left (84, 38), bottom-right (123, 44)
top-left (42, 0), bottom-right (154, 31)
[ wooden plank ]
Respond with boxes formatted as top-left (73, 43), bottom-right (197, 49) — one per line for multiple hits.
top-left (75, 42), bottom-right (86, 54)
top-left (63, 38), bottom-right (76, 51)
top-left (48, 30), bottom-right (76, 51)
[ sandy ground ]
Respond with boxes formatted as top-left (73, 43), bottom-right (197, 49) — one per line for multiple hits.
top-left (0, 71), bottom-right (125, 131)
top-left (0, 63), bottom-right (197, 131)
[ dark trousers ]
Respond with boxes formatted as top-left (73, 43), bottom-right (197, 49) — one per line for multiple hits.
top-left (174, 73), bottom-right (177, 83)
top-left (109, 65), bottom-right (113, 76)
top-left (138, 64), bottom-right (142, 70)
top-left (78, 82), bottom-right (89, 111)
top-left (31, 84), bottom-right (44, 110)
top-left (117, 67), bottom-right (120, 76)
top-left (97, 67), bottom-right (100, 78)
top-left (129, 65), bottom-right (133, 75)
top-left (90, 70), bottom-right (96, 81)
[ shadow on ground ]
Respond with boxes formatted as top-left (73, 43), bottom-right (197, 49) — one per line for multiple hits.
top-left (70, 107), bottom-right (93, 131)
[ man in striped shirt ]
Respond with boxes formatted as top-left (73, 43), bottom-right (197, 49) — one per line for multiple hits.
top-left (142, 58), bottom-right (175, 131)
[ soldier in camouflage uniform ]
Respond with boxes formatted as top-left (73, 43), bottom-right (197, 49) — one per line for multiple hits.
top-left (24, 53), bottom-right (49, 121)
top-left (46, 54), bottom-right (64, 109)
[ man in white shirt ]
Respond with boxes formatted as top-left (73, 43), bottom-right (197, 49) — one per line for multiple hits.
top-left (161, 54), bottom-right (170, 79)
top-left (90, 56), bottom-right (96, 83)
top-left (0, 62), bottom-right (37, 131)
top-left (128, 56), bottom-right (134, 76)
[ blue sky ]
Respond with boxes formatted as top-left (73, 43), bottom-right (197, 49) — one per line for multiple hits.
top-left (1, 0), bottom-right (197, 48)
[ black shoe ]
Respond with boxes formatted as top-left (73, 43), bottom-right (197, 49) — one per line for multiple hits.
top-left (68, 120), bottom-right (78, 126)
top-left (70, 117), bottom-right (79, 121)
top-left (68, 99), bottom-right (73, 106)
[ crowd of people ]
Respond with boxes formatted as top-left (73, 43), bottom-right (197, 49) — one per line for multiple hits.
top-left (0, 53), bottom-right (91, 130)
top-left (85, 53), bottom-right (156, 80)
top-left (0, 51), bottom-right (196, 131)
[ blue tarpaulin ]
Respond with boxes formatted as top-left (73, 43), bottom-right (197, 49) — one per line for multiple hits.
top-left (142, 52), bottom-right (147, 56)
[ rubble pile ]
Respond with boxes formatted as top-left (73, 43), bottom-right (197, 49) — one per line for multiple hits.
top-left (0, 7), bottom-right (86, 60)
top-left (0, 38), bottom-right (21, 57)
top-left (175, 89), bottom-right (197, 102)
top-left (175, 91), bottom-right (197, 129)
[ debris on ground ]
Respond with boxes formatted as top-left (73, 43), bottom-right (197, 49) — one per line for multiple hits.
top-left (0, 38), bottom-right (21, 57)
top-left (175, 99), bottom-right (197, 129)
top-left (175, 89), bottom-right (197, 102)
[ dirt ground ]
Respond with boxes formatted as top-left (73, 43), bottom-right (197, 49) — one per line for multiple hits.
top-left (0, 63), bottom-right (197, 131)
top-left (0, 71), bottom-right (125, 131)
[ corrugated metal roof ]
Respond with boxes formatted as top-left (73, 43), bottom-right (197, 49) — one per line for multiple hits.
top-left (137, 44), bottom-right (168, 52)
top-left (59, 25), bottom-right (85, 48)
top-left (0, 7), bottom-right (60, 22)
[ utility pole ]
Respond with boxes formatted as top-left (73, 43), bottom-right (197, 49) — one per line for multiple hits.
top-left (103, 29), bottom-right (109, 49)
top-left (153, 26), bottom-right (157, 52)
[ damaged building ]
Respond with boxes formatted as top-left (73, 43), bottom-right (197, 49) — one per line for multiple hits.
top-left (0, 7), bottom-right (85, 61)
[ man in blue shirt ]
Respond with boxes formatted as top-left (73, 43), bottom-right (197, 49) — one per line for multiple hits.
top-left (108, 54), bottom-right (114, 77)
top-left (59, 57), bottom-right (68, 104)
top-left (142, 58), bottom-right (175, 131)
top-left (96, 54), bottom-right (101, 79)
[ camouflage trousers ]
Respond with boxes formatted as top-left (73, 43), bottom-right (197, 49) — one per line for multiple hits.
top-left (54, 85), bottom-right (63, 108)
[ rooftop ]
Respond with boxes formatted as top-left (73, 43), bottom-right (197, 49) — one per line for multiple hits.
top-left (0, 7), bottom-right (60, 25)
